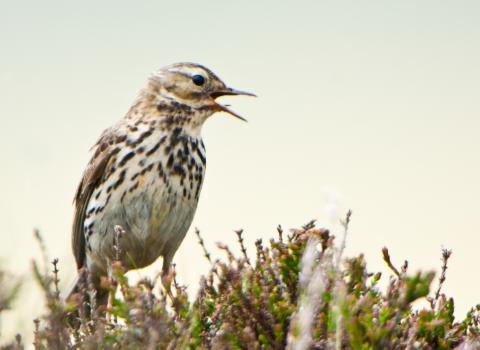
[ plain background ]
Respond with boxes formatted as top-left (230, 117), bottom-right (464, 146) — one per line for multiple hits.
top-left (1, 0), bottom-right (479, 344)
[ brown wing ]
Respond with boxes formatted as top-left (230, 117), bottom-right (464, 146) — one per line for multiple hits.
top-left (72, 128), bottom-right (119, 269)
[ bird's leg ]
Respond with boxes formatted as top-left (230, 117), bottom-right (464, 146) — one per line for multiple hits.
top-left (161, 261), bottom-right (175, 302)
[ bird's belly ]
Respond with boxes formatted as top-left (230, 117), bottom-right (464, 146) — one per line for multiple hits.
top-left (83, 128), bottom-right (206, 273)
top-left (128, 186), bottom-right (196, 268)
top-left (86, 174), bottom-right (198, 272)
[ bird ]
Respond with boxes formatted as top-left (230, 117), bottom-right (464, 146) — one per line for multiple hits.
top-left (69, 62), bottom-right (255, 305)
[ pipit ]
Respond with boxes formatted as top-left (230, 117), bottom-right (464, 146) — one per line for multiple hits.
top-left (70, 62), bottom-right (254, 304)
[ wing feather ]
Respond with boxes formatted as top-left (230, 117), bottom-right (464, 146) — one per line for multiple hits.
top-left (72, 128), bottom-right (118, 269)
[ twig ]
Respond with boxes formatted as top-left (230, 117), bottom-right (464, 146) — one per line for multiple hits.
top-left (302, 219), bottom-right (316, 230)
top-left (234, 229), bottom-right (250, 265)
top-left (255, 239), bottom-right (266, 262)
top-left (171, 263), bottom-right (179, 291)
top-left (113, 225), bottom-right (125, 261)
top-left (216, 243), bottom-right (235, 263)
top-left (382, 247), bottom-right (401, 278)
top-left (333, 211), bottom-right (352, 350)
top-left (336, 210), bottom-right (352, 268)
top-left (33, 318), bottom-right (41, 349)
top-left (15, 334), bottom-right (22, 349)
top-left (434, 248), bottom-right (452, 302)
top-left (277, 225), bottom-right (284, 242)
top-left (51, 258), bottom-right (60, 300)
top-left (33, 229), bottom-right (49, 278)
top-left (195, 228), bottom-right (212, 264)
top-left (401, 260), bottom-right (409, 274)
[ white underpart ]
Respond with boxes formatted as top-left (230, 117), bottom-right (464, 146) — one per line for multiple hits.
top-left (83, 120), bottom-right (206, 275)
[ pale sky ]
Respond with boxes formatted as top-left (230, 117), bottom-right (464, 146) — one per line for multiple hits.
top-left (1, 0), bottom-right (480, 344)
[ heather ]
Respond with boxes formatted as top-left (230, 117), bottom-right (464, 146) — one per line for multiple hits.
top-left (1, 214), bottom-right (480, 349)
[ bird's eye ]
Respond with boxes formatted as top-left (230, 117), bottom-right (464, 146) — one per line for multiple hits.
top-left (192, 74), bottom-right (206, 86)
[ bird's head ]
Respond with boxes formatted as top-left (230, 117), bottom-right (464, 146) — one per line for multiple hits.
top-left (148, 62), bottom-right (255, 122)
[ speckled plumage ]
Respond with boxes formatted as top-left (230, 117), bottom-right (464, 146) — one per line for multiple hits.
top-left (70, 63), bottom-right (254, 302)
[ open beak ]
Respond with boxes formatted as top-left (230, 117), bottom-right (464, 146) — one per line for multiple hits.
top-left (211, 87), bottom-right (256, 122)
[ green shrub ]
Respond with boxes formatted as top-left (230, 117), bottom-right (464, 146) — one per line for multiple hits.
top-left (2, 215), bottom-right (480, 349)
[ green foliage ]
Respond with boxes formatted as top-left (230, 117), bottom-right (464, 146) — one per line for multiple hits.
top-left (1, 221), bottom-right (480, 349)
